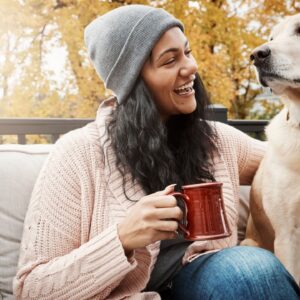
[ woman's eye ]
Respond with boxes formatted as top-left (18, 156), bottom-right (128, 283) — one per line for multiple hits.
top-left (162, 49), bottom-right (192, 66)
top-left (185, 49), bottom-right (192, 56)
top-left (164, 58), bottom-right (175, 65)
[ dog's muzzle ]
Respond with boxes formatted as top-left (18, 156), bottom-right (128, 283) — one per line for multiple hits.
top-left (250, 45), bottom-right (273, 87)
top-left (250, 45), bottom-right (271, 67)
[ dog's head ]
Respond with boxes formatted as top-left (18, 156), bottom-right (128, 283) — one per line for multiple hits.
top-left (251, 14), bottom-right (300, 99)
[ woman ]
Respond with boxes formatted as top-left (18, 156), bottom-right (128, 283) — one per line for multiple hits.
top-left (14, 5), bottom-right (300, 299)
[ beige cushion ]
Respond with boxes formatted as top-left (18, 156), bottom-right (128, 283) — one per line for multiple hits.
top-left (238, 185), bottom-right (251, 243)
top-left (0, 144), bottom-right (52, 299)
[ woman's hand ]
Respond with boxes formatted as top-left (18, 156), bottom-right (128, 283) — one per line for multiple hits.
top-left (117, 184), bottom-right (183, 255)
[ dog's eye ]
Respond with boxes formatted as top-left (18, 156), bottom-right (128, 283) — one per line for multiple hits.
top-left (296, 26), bottom-right (300, 35)
top-left (270, 37), bottom-right (273, 41)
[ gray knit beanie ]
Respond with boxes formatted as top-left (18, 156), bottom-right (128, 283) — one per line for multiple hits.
top-left (84, 5), bottom-right (184, 104)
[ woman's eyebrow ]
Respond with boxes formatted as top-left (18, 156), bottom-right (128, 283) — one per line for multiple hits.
top-left (156, 40), bottom-right (189, 62)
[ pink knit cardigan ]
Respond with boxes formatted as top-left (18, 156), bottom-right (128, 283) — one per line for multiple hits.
top-left (14, 100), bottom-right (265, 299)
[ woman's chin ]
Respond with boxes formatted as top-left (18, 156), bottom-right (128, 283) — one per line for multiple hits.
top-left (177, 99), bottom-right (197, 115)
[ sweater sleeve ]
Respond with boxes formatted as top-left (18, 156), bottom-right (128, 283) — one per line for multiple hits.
top-left (13, 125), bottom-right (137, 300)
top-left (214, 122), bottom-right (266, 185)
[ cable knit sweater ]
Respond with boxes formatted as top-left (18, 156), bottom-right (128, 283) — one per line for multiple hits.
top-left (13, 100), bottom-right (266, 299)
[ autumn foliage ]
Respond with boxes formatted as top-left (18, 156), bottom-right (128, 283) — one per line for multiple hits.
top-left (0, 0), bottom-right (299, 119)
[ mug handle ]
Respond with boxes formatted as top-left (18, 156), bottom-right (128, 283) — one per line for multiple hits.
top-left (169, 192), bottom-right (190, 236)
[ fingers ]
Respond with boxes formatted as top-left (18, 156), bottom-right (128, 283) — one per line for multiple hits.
top-left (155, 230), bottom-right (178, 241)
top-left (151, 184), bottom-right (176, 196)
top-left (153, 206), bottom-right (183, 221)
top-left (142, 184), bottom-right (178, 208)
top-left (155, 219), bottom-right (179, 232)
top-left (142, 193), bottom-right (178, 208)
top-left (152, 195), bottom-right (177, 208)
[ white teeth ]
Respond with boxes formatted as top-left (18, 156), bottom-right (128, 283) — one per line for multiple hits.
top-left (174, 81), bottom-right (194, 95)
top-left (177, 88), bottom-right (192, 95)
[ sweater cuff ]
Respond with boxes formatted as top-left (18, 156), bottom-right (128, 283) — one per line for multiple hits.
top-left (78, 224), bottom-right (137, 285)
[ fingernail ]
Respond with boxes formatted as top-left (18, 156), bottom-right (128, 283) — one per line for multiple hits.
top-left (168, 183), bottom-right (177, 187)
top-left (166, 183), bottom-right (177, 190)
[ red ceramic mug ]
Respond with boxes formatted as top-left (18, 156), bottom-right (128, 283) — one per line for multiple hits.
top-left (170, 182), bottom-right (231, 241)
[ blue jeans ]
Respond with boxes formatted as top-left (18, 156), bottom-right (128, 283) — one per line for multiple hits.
top-left (164, 246), bottom-right (300, 299)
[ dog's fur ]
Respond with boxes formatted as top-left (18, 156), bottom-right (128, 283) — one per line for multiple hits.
top-left (241, 14), bottom-right (300, 284)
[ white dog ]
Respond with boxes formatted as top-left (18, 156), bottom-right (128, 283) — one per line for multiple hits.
top-left (241, 14), bottom-right (300, 285)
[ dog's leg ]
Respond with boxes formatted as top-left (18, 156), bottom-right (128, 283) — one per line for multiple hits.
top-left (241, 174), bottom-right (275, 251)
top-left (240, 214), bottom-right (260, 247)
top-left (274, 230), bottom-right (300, 285)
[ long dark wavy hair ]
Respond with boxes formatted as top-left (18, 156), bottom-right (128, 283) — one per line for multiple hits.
top-left (107, 72), bottom-right (217, 199)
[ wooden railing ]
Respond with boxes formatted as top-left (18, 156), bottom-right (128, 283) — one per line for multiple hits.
top-left (0, 105), bottom-right (268, 144)
top-left (227, 120), bottom-right (268, 140)
top-left (0, 118), bottom-right (93, 144)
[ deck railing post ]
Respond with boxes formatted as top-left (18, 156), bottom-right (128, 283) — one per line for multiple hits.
top-left (207, 104), bottom-right (228, 123)
top-left (18, 134), bottom-right (26, 145)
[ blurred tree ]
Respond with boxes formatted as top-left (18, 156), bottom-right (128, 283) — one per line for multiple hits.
top-left (250, 98), bottom-right (283, 120)
top-left (0, 0), bottom-right (297, 119)
top-left (0, 0), bottom-right (67, 117)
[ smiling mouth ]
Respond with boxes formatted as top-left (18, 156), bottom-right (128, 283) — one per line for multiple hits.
top-left (174, 80), bottom-right (194, 96)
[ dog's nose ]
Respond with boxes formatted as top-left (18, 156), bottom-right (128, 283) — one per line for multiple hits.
top-left (250, 46), bottom-right (271, 65)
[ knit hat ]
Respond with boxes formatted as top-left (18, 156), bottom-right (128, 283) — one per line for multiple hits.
top-left (84, 5), bottom-right (184, 104)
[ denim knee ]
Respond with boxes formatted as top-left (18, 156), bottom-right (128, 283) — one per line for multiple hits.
top-left (204, 246), bottom-right (297, 299)
top-left (215, 246), bottom-right (283, 279)
top-left (171, 246), bottom-right (300, 300)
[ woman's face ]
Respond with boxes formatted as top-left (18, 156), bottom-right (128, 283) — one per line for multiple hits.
top-left (141, 27), bottom-right (198, 120)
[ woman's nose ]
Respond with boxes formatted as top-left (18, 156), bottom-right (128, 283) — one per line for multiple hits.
top-left (180, 56), bottom-right (198, 77)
